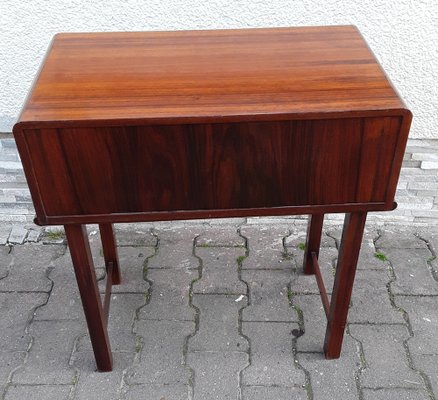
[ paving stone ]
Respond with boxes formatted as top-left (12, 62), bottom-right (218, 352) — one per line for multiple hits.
top-left (189, 294), bottom-right (248, 352)
top-left (241, 322), bottom-right (304, 386)
top-left (0, 224), bottom-right (11, 245)
top-left (5, 384), bottom-right (71, 400)
top-left (397, 296), bottom-right (438, 355)
top-left (98, 246), bottom-right (153, 293)
top-left (148, 227), bottom-right (199, 270)
top-left (240, 225), bottom-right (293, 270)
top-left (377, 229), bottom-right (427, 249)
top-left (139, 268), bottom-right (196, 321)
top-left (0, 352), bottom-right (25, 393)
top-left (127, 320), bottom-right (193, 385)
top-left (7, 225), bottom-right (27, 244)
top-left (241, 269), bottom-right (297, 322)
top-left (72, 351), bottom-right (132, 399)
top-left (0, 246), bottom-right (12, 279)
top-left (25, 228), bottom-right (42, 243)
top-left (115, 226), bottom-right (157, 247)
top-left (0, 292), bottom-right (48, 352)
top-left (124, 384), bottom-right (189, 400)
top-left (410, 354), bottom-right (438, 397)
top-left (187, 351), bottom-right (247, 400)
top-left (385, 248), bottom-right (438, 295)
top-left (292, 294), bottom-right (327, 353)
top-left (13, 320), bottom-right (83, 385)
top-left (349, 269), bottom-right (404, 324)
top-left (241, 385), bottom-right (306, 400)
top-left (362, 388), bottom-right (429, 400)
top-left (349, 324), bottom-right (423, 388)
top-left (285, 228), bottom-right (337, 250)
top-left (0, 244), bottom-right (64, 292)
top-left (193, 247), bottom-right (246, 294)
top-left (290, 247), bottom-right (337, 295)
top-left (76, 294), bottom-right (144, 353)
top-left (196, 225), bottom-right (245, 247)
top-left (297, 334), bottom-right (360, 400)
top-left (34, 252), bottom-right (83, 320)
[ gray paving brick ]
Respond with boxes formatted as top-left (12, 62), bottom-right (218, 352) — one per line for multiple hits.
top-left (241, 322), bottom-right (304, 386)
top-left (187, 351), bottom-right (247, 400)
top-left (297, 334), bottom-right (360, 400)
top-left (5, 384), bottom-right (71, 400)
top-left (349, 269), bottom-right (404, 324)
top-left (115, 226), bottom-right (157, 247)
top-left (410, 354), bottom-right (438, 397)
top-left (76, 294), bottom-right (144, 353)
top-left (98, 246), bottom-right (153, 293)
top-left (397, 296), bottom-right (438, 355)
top-left (7, 225), bottom-right (27, 244)
top-left (377, 230), bottom-right (427, 249)
top-left (292, 294), bottom-right (327, 353)
top-left (241, 385), bottom-right (306, 400)
top-left (34, 252), bottom-right (83, 320)
top-left (285, 229), bottom-right (337, 250)
top-left (385, 248), bottom-right (438, 295)
top-left (196, 225), bottom-right (245, 247)
top-left (72, 351), bottom-right (132, 399)
top-left (26, 228), bottom-right (42, 243)
top-left (241, 269), bottom-right (297, 322)
top-left (193, 247), bottom-right (246, 294)
top-left (189, 294), bottom-right (248, 352)
top-left (349, 324), bottom-right (423, 388)
top-left (148, 227), bottom-right (199, 270)
top-left (290, 247), bottom-right (337, 295)
top-left (240, 225), bottom-right (293, 270)
top-left (0, 245), bottom-right (12, 278)
top-left (139, 268), bottom-right (196, 321)
top-left (12, 320), bottom-right (83, 385)
top-left (0, 224), bottom-right (11, 245)
top-left (362, 388), bottom-right (429, 400)
top-left (127, 320), bottom-right (193, 385)
top-left (0, 292), bottom-right (48, 352)
top-left (124, 384), bottom-right (189, 400)
top-left (0, 352), bottom-right (25, 393)
top-left (0, 244), bottom-right (64, 292)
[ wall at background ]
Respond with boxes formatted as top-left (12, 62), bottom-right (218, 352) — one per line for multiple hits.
top-left (0, 0), bottom-right (437, 138)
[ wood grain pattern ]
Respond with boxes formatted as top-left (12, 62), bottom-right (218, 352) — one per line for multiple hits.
top-left (15, 26), bottom-right (409, 129)
top-left (20, 117), bottom-right (402, 223)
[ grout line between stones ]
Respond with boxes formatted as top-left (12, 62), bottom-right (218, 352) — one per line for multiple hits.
top-left (374, 230), bottom-right (436, 400)
top-left (119, 228), bottom-right (157, 400)
top-left (415, 233), bottom-right (438, 283)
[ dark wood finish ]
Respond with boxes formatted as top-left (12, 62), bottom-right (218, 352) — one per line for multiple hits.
top-left (323, 212), bottom-right (367, 359)
top-left (303, 214), bottom-right (324, 274)
top-left (103, 262), bottom-right (113, 325)
top-left (12, 26), bottom-right (412, 370)
top-left (99, 223), bottom-right (121, 285)
top-left (64, 224), bottom-right (112, 371)
top-left (311, 252), bottom-right (330, 318)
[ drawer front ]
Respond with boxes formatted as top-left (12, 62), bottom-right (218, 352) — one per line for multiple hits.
top-left (19, 117), bottom-right (402, 220)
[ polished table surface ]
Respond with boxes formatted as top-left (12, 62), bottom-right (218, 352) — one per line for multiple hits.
top-left (14, 26), bottom-right (411, 371)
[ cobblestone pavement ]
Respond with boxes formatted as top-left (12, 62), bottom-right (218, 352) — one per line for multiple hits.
top-left (0, 219), bottom-right (438, 400)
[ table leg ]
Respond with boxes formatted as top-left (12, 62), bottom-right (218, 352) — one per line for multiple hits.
top-left (303, 214), bottom-right (324, 275)
top-left (64, 224), bottom-right (113, 371)
top-left (323, 212), bottom-right (367, 359)
top-left (99, 223), bottom-right (121, 285)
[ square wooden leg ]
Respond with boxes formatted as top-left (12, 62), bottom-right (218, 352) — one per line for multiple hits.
top-left (303, 214), bottom-right (324, 275)
top-left (99, 223), bottom-right (121, 285)
top-left (64, 224), bottom-right (113, 371)
top-left (323, 212), bottom-right (367, 359)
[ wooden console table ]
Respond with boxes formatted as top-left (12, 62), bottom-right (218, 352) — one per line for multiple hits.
top-left (13, 26), bottom-right (411, 371)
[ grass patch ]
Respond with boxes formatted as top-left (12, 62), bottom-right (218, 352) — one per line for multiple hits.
top-left (298, 243), bottom-right (306, 251)
top-left (45, 229), bottom-right (65, 240)
top-left (236, 255), bottom-right (246, 264)
top-left (427, 255), bottom-right (436, 263)
top-left (374, 252), bottom-right (387, 262)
